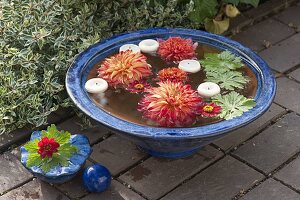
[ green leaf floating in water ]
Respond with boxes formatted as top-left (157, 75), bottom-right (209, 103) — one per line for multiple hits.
top-left (200, 51), bottom-right (243, 73)
top-left (212, 91), bottom-right (256, 120)
top-left (205, 70), bottom-right (249, 90)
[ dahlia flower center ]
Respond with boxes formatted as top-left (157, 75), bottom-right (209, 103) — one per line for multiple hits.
top-left (134, 83), bottom-right (144, 89)
top-left (166, 96), bottom-right (181, 107)
top-left (203, 105), bottom-right (214, 112)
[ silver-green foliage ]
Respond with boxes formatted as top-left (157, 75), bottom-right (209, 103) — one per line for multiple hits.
top-left (0, 0), bottom-right (196, 134)
top-left (212, 91), bottom-right (256, 120)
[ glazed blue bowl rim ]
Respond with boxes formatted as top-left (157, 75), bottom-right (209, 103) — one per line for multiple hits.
top-left (66, 28), bottom-right (276, 139)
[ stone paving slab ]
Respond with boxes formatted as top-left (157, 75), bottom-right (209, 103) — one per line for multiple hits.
top-left (161, 156), bottom-right (264, 200)
top-left (233, 112), bottom-right (300, 174)
top-left (0, 179), bottom-right (69, 200)
top-left (54, 160), bottom-right (93, 199)
top-left (274, 4), bottom-right (300, 26)
top-left (232, 19), bottom-right (294, 52)
top-left (81, 180), bottom-right (145, 200)
top-left (275, 77), bottom-right (300, 114)
top-left (119, 146), bottom-right (223, 200)
top-left (259, 33), bottom-right (300, 73)
top-left (0, 153), bottom-right (32, 195)
top-left (240, 178), bottom-right (300, 200)
top-left (290, 68), bottom-right (300, 82)
top-left (57, 117), bottom-right (110, 145)
top-left (214, 103), bottom-right (286, 151)
top-left (275, 156), bottom-right (300, 191)
top-left (90, 135), bottom-right (147, 176)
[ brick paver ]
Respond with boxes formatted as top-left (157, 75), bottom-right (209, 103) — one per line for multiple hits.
top-left (240, 178), bottom-right (300, 200)
top-left (0, 179), bottom-right (69, 200)
top-left (232, 19), bottom-right (294, 52)
top-left (275, 77), bottom-right (300, 114)
top-left (90, 135), bottom-right (147, 176)
top-left (259, 33), bottom-right (300, 73)
top-left (274, 4), bottom-right (300, 26)
top-left (161, 156), bottom-right (264, 200)
top-left (54, 161), bottom-right (93, 199)
top-left (0, 153), bottom-right (32, 195)
top-left (214, 103), bottom-right (286, 151)
top-left (120, 146), bottom-right (223, 200)
top-left (81, 180), bottom-right (145, 200)
top-left (233, 113), bottom-right (300, 174)
top-left (290, 68), bottom-right (300, 82)
top-left (275, 156), bottom-right (300, 191)
top-left (57, 117), bottom-right (110, 145)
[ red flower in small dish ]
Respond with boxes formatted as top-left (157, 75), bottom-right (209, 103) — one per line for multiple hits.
top-left (157, 67), bottom-right (188, 83)
top-left (138, 81), bottom-right (203, 127)
top-left (198, 103), bottom-right (222, 118)
top-left (37, 137), bottom-right (60, 158)
top-left (126, 80), bottom-right (151, 93)
top-left (157, 37), bottom-right (198, 63)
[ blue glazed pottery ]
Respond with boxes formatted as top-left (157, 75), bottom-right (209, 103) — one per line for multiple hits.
top-left (82, 164), bottom-right (112, 192)
top-left (20, 131), bottom-right (92, 183)
top-left (66, 28), bottom-right (276, 158)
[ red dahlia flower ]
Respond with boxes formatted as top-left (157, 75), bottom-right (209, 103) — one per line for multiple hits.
top-left (157, 67), bottom-right (188, 83)
top-left (98, 50), bottom-right (152, 88)
top-left (157, 37), bottom-right (198, 63)
top-left (126, 79), bottom-right (151, 93)
top-left (37, 137), bottom-right (60, 158)
top-left (198, 103), bottom-right (222, 118)
top-left (138, 81), bottom-right (203, 127)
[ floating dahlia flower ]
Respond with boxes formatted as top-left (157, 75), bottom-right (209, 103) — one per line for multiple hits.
top-left (37, 137), bottom-right (60, 158)
top-left (197, 103), bottom-right (222, 118)
top-left (138, 81), bottom-right (203, 127)
top-left (98, 50), bottom-right (152, 88)
top-left (157, 37), bottom-right (198, 63)
top-left (157, 67), bottom-right (188, 83)
top-left (126, 79), bottom-right (151, 93)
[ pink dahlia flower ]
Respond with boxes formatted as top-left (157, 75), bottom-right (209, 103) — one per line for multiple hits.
top-left (197, 103), bottom-right (222, 118)
top-left (157, 37), bottom-right (198, 63)
top-left (157, 67), bottom-right (188, 83)
top-left (138, 81), bottom-right (203, 127)
top-left (98, 50), bottom-right (152, 88)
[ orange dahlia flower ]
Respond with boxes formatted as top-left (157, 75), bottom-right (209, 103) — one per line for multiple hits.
top-left (157, 37), bottom-right (198, 63)
top-left (98, 50), bottom-right (152, 88)
top-left (157, 67), bottom-right (188, 83)
top-left (138, 81), bottom-right (203, 127)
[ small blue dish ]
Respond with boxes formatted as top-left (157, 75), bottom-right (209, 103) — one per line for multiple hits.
top-left (66, 28), bottom-right (276, 158)
top-left (82, 164), bottom-right (111, 193)
top-left (20, 131), bottom-right (92, 183)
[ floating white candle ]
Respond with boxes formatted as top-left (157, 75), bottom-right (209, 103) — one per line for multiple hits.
top-left (85, 78), bottom-right (108, 94)
top-left (119, 44), bottom-right (141, 53)
top-left (178, 60), bottom-right (201, 73)
top-left (197, 82), bottom-right (220, 98)
top-left (138, 39), bottom-right (159, 54)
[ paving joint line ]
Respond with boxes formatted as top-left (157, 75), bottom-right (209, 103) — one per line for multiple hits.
top-left (0, 177), bottom-right (33, 197)
top-left (272, 176), bottom-right (300, 195)
top-left (115, 177), bottom-right (151, 200)
top-left (157, 154), bottom-right (227, 200)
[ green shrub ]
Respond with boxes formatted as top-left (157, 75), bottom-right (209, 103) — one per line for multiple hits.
top-left (0, 0), bottom-right (258, 134)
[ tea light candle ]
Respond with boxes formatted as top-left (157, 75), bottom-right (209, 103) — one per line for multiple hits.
top-left (138, 39), bottom-right (159, 54)
top-left (119, 44), bottom-right (141, 53)
top-left (85, 78), bottom-right (108, 94)
top-left (178, 60), bottom-right (201, 73)
top-left (197, 82), bottom-right (220, 98)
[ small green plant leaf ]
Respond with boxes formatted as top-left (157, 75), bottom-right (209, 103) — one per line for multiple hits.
top-left (200, 51), bottom-right (243, 73)
top-left (58, 143), bottom-right (78, 158)
top-left (205, 70), bottom-right (249, 90)
top-left (26, 153), bottom-right (42, 168)
top-left (24, 138), bottom-right (39, 153)
top-left (212, 91), bottom-right (256, 120)
top-left (46, 124), bottom-right (60, 139)
top-left (189, 0), bottom-right (218, 23)
top-left (54, 130), bottom-right (71, 145)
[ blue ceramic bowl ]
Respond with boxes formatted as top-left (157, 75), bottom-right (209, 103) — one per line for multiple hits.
top-left (20, 131), bottom-right (92, 183)
top-left (66, 28), bottom-right (276, 158)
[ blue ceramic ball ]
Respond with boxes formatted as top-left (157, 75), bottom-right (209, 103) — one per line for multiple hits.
top-left (82, 164), bottom-right (111, 193)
